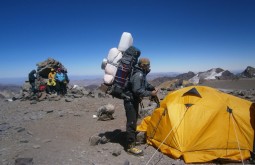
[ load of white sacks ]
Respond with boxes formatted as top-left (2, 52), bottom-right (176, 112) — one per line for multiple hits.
top-left (101, 32), bottom-right (133, 85)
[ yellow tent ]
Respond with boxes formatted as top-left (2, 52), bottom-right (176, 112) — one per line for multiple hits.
top-left (138, 86), bottom-right (255, 163)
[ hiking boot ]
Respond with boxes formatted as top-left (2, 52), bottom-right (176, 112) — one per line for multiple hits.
top-left (127, 143), bottom-right (144, 156)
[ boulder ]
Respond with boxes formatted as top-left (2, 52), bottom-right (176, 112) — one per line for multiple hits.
top-left (97, 104), bottom-right (115, 121)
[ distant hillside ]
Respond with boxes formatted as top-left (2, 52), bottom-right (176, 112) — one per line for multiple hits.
top-left (0, 84), bottom-right (22, 99)
top-left (0, 84), bottom-right (21, 92)
top-left (69, 72), bottom-right (180, 87)
top-left (0, 77), bottom-right (27, 86)
top-left (1, 66), bottom-right (254, 93)
top-left (150, 67), bottom-right (255, 88)
top-left (150, 71), bottom-right (195, 87)
top-left (70, 78), bottom-right (103, 87)
top-left (239, 66), bottom-right (255, 78)
top-left (146, 72), bottom-right (180, 81)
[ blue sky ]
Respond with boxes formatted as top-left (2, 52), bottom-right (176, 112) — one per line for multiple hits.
top-left (0, 0), bottom-right (255, 78)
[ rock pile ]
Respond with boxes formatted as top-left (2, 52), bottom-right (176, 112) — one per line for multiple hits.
top-left (11, 83), bottom-right (108, 104)
top-left (36, 58), bottom-right (67, 78)
top-left (226, 89), bottom-right (255, 103)
top-left (2, 58), bottom-right (109, 103)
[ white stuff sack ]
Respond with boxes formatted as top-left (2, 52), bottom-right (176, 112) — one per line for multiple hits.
top-left (107, 48), bottom-right (122, 65)
top-left (104, 63), bottom-right (117, 76)
top-left (118, 32), bottom-right (133, 52)
top-left (104, 74), bottom-right (115, 85)
top-left (101, 32), bottom-right (133, 86)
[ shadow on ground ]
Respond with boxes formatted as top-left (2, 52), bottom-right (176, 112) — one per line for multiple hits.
top-left (99, 129), bottom-right (127, 149)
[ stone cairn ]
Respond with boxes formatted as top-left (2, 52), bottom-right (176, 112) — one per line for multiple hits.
top-left (12, 58), bottom-right (107, 103)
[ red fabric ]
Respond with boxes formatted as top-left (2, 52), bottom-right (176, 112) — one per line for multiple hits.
top-left (39, 85), bottom-right (46, 91)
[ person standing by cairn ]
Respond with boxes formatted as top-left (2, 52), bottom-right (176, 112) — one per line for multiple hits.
top-left (47, 68), bottom-right (56, 94)
top-left (28, 69), bottom-right (37, 94)
top-left (46, 78), bottom-right (56, 94)
top-left (55, 68), bottom-right (66, 95)
top-left (62, 69), bottom-right (69, 95)
top-left (48, 68), bottom-right (56, 80)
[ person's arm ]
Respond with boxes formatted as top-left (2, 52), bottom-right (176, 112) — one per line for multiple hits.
top-left (132, 73), bottom-right (152, 97)
top-left (48, 73), bottom-right (52, 79)
top-left (146, 82), bottom-right (155, 91)
top-left (65, 73), bottom-right (70, 83)
top-left (55, 74), bottom-right (59, 81)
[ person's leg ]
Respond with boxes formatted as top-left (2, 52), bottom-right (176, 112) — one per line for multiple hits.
top-left (59, 82), bottom-right (62, 95)
top-left (56, 81), bottom-right (60, 95)
top-left (124, 100), bottom-right (143, 156)
top-left (124, 100), bottom-right (137, 144)
top-left (63, 83), bottom-right (67, 95)
top-left (31, 82), bottom-right (35, 93)
top-left (52, 85), bottom-right (56, 93)
top-left (49, 86), bottom-right (54, 93)
top-left (46, 85), bottom-right (51, 94)
top-left (60, 82), bottom-right (64, 95)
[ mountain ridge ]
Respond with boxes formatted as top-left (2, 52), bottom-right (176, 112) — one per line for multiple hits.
top-left (0, 66), bottom-right (254, 87)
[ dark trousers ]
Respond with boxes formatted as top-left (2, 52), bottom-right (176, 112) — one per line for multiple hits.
top-left (124, 98), bottom-right (139, 145)
top-left (63, 83), bottom-right (67, 94)
top-left (30, 82), bottom-right (36, 93)
top-left (46, 85), bottom-right (56, 93)
top-left (56, 81), bottom-right (65, 95)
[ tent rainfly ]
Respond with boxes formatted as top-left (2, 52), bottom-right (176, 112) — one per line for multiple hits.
top-left (138, 86), bottom-right (255, 163)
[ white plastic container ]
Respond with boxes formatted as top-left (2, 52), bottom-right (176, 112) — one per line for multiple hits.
top-left (107, 48), bottom-right (122, 65)
top-left (118, 32), bottom-right (133, 51)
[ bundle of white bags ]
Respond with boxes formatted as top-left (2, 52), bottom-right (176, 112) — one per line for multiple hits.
top-left (101, 32), bottom-right (133, 85)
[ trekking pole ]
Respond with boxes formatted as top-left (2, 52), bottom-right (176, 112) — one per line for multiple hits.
top-left (139, 97), bottom-right (144, 109)
top-left (154, 95), bottom-right (160, 108)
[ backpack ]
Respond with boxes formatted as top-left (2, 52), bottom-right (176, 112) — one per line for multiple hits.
top-left (101, 46), bottom-right (141, 99)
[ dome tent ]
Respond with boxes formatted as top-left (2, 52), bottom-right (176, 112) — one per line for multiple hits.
top-left (138, 86), bottom-right (255, 163)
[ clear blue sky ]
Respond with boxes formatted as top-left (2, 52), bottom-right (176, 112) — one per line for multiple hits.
top-left (0, 0), bottom-right (255, 78)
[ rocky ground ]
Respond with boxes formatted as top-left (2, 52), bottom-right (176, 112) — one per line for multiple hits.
top-left (1, 79), bottom-right (255, 165)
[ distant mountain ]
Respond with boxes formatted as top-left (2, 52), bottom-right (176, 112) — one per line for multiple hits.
top-left (70, 78), bottom-right (103, 87)
top-left (69, 72), bottom-right (180, 87)
top-left (0, 84), bottom-right (22, 99)
top-left (150, 71), bottom-right (195, 87)
top-left (0, 75), bottom-right (103, 87)
top-left (1, 66), bottom-right (254, 91)
top-left (0, 84), bottom-right (21, 92)
top-left (151, 68), bottom-right (239, 87)
top-left (0, 77), bottom-right (27, 86)
top-left (239, 66), bottom-right (255, 78)
top-left (147, 72), bottom-right (180, 81)
top-left (176, 71), bottom-right (196, 80)
top-left (189, 68), bottom-right (236, 84)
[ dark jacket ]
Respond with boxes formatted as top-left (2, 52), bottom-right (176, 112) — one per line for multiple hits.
top-left (28, 70), bottom-right (37, 83)
top-left (64, 72), bottom-right (69, 83)
top-left (129, 66), bottom-right (155, 98)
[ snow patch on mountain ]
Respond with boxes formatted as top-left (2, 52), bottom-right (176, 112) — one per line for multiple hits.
top-left (189, 68), bottom-right (224, 84)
